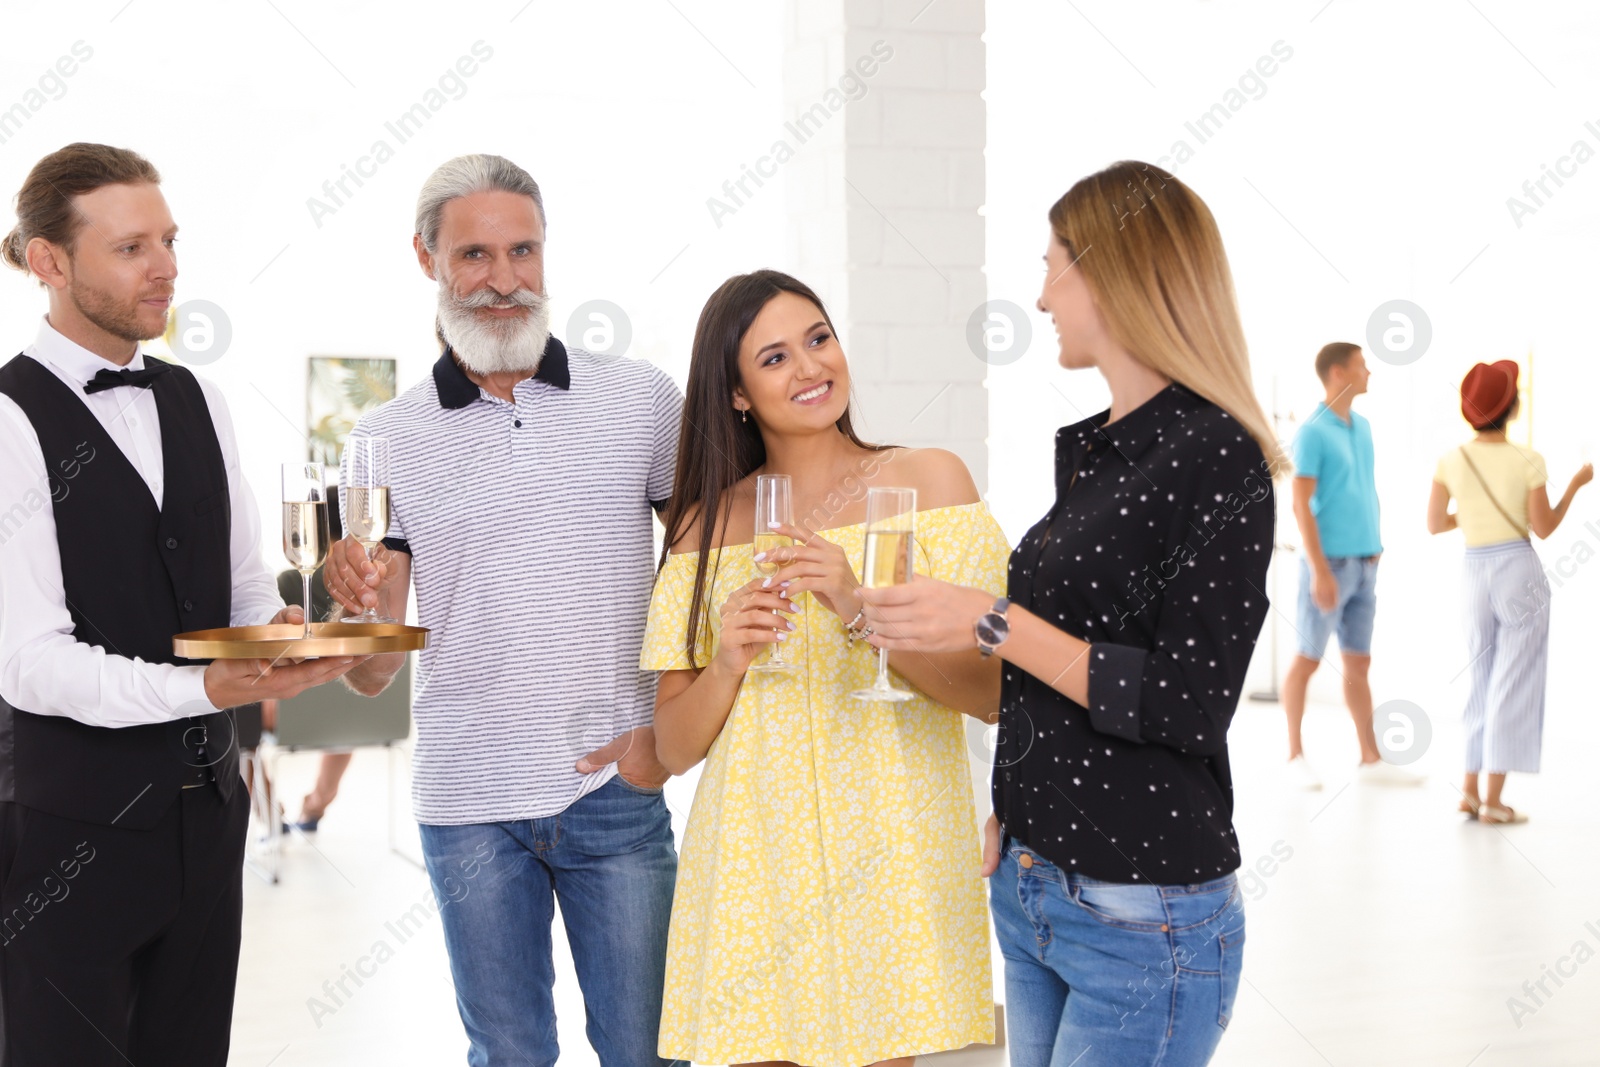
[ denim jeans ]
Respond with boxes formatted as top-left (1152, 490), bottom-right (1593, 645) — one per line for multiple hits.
top-left (1294, 554), bottom-right (1379, 659)
top-left (418, 774), bottom-right (678, 1067)
top-left (991, 834), bottom-right (1245, 1067)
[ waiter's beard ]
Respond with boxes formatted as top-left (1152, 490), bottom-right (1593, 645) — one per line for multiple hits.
top-left (436, 281), bottom-right (551, 376)
top-left (69, 275), bottom-right (171, 343)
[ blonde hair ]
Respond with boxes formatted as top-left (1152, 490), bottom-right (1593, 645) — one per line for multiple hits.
top-left (1049, 161), bottom-right (1285, 477)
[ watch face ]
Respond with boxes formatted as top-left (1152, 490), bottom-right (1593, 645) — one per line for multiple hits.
top-left (977, 613), bottom-right (1010, 646)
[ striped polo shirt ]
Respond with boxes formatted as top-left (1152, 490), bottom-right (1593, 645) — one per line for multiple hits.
top-left (350, 338), bottom-right (682, 825)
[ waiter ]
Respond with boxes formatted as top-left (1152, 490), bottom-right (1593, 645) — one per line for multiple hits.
top-left (0, 143), bottom-right (361, 1065)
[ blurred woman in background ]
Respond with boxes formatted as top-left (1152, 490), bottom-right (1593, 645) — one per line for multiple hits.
top-left (1428, 360), bottom-right (1591, 824)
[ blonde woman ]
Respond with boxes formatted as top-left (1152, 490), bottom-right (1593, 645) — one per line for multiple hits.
top-left (1428, 360), bottom-right (1590, 824)
top-left (859, 162), bottom-right (1280, 1067)
top-left (640, 270), bottom-right (1007, 1067)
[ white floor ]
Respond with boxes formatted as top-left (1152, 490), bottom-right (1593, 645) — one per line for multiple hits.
top-left (230, 688), bottom-right (1600, 1067)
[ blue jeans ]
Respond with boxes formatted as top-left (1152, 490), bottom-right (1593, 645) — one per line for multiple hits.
top-left (1294, 554), bottom-right (1379, 659)
top-left (991, 834), bottom-right (1245, 1067)
top-left (418, 775), bottom-right (678, 1067)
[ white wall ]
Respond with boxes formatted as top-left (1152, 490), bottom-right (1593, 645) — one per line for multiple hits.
top-left (782, 0), bottom-right (989, 486)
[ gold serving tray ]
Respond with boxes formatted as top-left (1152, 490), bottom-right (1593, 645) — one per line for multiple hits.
top-left (173, 622), bottom-right (429, 660)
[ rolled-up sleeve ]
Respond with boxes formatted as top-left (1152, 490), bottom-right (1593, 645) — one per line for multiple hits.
top-left (1085, 449), bottom-right (1274, 755)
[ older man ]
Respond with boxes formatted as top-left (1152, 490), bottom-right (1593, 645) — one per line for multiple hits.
top-left (325, 154), bottom-right (683, 1066)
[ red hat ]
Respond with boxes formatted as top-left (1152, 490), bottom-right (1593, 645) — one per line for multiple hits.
top-left (1460, 360), bottom-right (1519, 429)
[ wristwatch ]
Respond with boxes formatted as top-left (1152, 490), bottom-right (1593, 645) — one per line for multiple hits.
top-left (975, 597), bottom-right (1011, 658)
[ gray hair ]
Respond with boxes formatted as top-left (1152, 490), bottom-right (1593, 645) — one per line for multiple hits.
top-left (414, 154), bottom-right (545, 253)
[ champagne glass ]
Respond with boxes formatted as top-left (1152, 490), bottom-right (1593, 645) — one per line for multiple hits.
top-left (340, 436), bottom-right (395, 624)
top-left (281, 463), bottom-right (331, 639)
top-left (851, 486), bottom-right (916, 703)
top-left (748, 473), bottom-right (796, 672)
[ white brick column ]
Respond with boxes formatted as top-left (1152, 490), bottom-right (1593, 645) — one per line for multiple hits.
top-left (783, 0), bottom-right (989, 491)
top-left (782, 8), bottom-right (1003, 1054)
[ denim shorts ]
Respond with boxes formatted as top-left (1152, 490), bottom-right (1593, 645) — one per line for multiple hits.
top-left (1295, 554), bottom-right (1379, 659)
top-left (991, 834), bottom-right (1245, 1067)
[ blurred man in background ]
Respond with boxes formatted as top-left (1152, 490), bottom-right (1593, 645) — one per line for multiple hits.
top-left (1282, 342), bottom-right (1420, 790)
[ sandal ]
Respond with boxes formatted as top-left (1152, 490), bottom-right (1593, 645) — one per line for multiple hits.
top-left (1458, 797), bottom-right (1481, 816)
top-left (1478, 804), bottom-right (1528, 825)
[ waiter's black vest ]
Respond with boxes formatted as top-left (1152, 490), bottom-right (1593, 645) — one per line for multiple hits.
top-left (0, 353), bottom-right (237, 828)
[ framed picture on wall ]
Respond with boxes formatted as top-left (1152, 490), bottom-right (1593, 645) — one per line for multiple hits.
top-left (306, 356), bottom-right (397, 467)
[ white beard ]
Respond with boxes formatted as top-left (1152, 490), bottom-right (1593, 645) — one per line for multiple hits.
top-left (436, 279), bottom-right (552, 376)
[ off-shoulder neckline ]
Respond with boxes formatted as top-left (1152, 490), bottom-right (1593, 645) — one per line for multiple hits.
top-left (663, 500), bottom-right (990, 559)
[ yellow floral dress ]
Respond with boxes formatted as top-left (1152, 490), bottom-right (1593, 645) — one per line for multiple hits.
top-left (640, 501), bottom-right (1011, 1067)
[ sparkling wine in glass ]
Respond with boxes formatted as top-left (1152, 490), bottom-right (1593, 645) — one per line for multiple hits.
top-left (852, 486), bottom-right (916, 703)
top-left (340, 436), bottom-right (395, 624)
top-left (281, 463), bottom-right (330, 639)
top-left (748, 473), bottom-right (796, 673)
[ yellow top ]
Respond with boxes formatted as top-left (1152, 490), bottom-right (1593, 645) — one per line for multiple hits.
top-left (640, 501), bottom-right (1010, 1067)
top-left (1434, 441), bottom-right (1547, 546)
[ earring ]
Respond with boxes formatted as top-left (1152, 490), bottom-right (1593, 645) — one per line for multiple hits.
top-left (741, 409), bottom-right (747, 424)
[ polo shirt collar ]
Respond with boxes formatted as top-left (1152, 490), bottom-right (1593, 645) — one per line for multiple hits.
top-left (1311, 400), bottom-right (1353, 427)
top-left (432, 335), bottom-right (571, 409)
top-left (1058, 381), bottom-right (1201, 464)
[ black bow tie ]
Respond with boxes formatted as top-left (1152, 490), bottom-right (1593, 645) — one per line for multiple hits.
top-left (83, 363), bottom-right (171, 395)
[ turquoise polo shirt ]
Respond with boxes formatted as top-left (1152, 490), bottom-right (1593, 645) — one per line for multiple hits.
top-left (1292, 402), bottom-right (1382, 557)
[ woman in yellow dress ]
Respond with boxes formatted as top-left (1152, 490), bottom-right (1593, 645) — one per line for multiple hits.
top-left (641, 269), bottom-right (1010, 1067)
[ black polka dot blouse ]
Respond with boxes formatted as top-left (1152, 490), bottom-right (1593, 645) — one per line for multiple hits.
top-left (995, 381), bottom-right (1276, 884)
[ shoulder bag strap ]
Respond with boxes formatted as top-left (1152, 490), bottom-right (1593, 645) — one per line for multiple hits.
top-left (1458, 446), bottom-right (1529, 540)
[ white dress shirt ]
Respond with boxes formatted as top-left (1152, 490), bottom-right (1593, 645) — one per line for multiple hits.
top-left (0, 317), bottom-right (284, 727)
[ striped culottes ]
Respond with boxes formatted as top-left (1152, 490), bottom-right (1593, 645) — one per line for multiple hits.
top-left (1461, 538), bottom-right (1549, 774)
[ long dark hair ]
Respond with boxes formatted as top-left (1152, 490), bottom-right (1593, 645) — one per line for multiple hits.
top-left (659, 269), bottom-right (887, 666)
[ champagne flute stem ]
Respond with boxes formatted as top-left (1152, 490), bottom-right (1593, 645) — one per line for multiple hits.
top-left (301, 572), bottom-right (314, 638)
top-left (876, 645), bottom-right (891, 689)
top-left (362, 543), bottom-right (378, 622)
